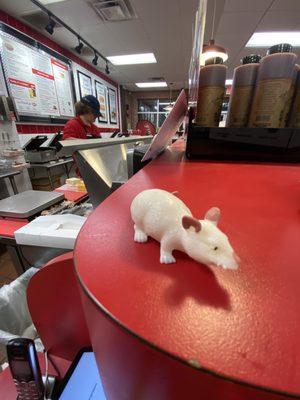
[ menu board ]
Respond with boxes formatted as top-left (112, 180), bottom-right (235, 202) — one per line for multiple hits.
top-left (51, 59), bottom-right (73, 116)
top-left (0, 30), bottom-right (74, 119)
top-left (77, 71), bottom-right (92, 98)
top-left (31, 50), bottom-right (60, 116)
top-left (1, 36), bottom-right (39, 114)
top-left (95, 80), bottom-right (108, 123)
top-left (108, 87), bottom-right (117, 124)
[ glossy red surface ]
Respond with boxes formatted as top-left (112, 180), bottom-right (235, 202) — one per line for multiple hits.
top-left (75, 141), bottom-right (300, 397)
top-left (27, 253), bottom-right (91, 361)
top-left (81, 291), bottom-right (291, 400)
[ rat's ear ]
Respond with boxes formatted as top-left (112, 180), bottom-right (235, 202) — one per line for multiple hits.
top-left (205, 207), bottom-right (221, 225)
top-left (182, 216), bottom-right (201, 232)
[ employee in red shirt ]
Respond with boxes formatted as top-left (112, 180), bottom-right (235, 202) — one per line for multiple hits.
top-left (62, 95), bottom-right (102, 140)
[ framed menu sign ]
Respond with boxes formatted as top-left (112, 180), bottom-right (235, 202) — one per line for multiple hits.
top-left (95, 80), bottom-right (108, 123)
top-left (0, 25), bottom-right (75, 121)
top-left (1, 35), bottom-right (40, 115)
top-left (108, 87), bottom-right (117, 124)
top-left (77, 70), bottom-right (92, 98)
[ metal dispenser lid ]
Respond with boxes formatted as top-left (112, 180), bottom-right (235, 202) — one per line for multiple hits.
top-left (242, 54), bottom-right (261, 64)
top-left (267, 43), bottom-right (293, 55)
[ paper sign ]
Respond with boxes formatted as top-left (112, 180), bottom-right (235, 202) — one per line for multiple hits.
top-left (78, 70), bottom-right (93, 98)
top-left (95, 80), bottom-right (108, 123)
top-left (108, 88), bottom-right (117, 124)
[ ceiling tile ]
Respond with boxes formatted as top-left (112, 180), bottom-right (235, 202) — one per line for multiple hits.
top-left (224, 0), bottom-right (273, 12)
top-left (256, 11), bottom-right (300, 31)
top-left (217, 11), bottom-right (262, 34)
top-left (271, 0), bottom-right (300, 11)
top-left (100, 20), bottom-right (152, 56)
top-left (49, 0), bottom-right (100, 29)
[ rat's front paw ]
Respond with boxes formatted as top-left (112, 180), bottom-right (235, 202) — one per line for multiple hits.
top-left (160, 252), bottom-right (176, 264)
top-left (134, 229), bottom-right (148, 243)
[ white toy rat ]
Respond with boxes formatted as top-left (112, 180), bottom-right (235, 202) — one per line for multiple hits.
top-left (131, 189), bottom-right (240, 269)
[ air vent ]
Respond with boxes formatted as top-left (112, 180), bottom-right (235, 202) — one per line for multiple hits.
top-left (92, 0), bottom-right (137, 22)
top-left (21, 10), bottom-right (63, 31)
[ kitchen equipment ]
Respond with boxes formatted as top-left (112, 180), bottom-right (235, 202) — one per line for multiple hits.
top-left (0, 190), bottom-right (64, 218)
top-left (23, 135), bottom-right (57, 163)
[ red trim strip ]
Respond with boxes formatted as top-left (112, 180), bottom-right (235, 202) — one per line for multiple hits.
top-left (16, 124), bottom-right (117, 133)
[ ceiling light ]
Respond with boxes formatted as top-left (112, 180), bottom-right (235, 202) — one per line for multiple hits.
top-left (225, 79), bottom-right (233, 86)
top-left (246, 32), bottom-right (300, 47)
top-left (40, 0), bottom-right (65, 4)
top-left (202, 40), bottom-right (228, 63)
top-left (135, 82), bottom-right (167, 88)
top-left (107, 53), bottom-right (157, 65)
top-left (105, 62), bottom-right (110, 75)
top-left (45, 17), bottom-right (55, 35)
top-left (92, 52), bottom-right (98, 66)
top-left (200, 0), bottom-right (228, 64)
top-left (75, 39), bottom-right (84, 54)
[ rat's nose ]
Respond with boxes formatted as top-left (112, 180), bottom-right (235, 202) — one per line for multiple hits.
top-left (233, 252), bottom-right (241, 264)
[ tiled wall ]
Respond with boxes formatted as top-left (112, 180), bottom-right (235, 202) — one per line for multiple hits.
top-left (0, 10), bottom-right (118, 134)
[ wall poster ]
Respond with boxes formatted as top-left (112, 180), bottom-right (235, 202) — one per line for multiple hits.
top-left (0, 27), bottom-right (75, 119)
top-left (108, 87), bottom-right (117, 124)
top-left (77, 70), bottom-right (92, 98)
top-left (95, 80), bottom-right (108, 123)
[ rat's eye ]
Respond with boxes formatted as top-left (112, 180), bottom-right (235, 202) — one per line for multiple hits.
top-left (214, 246), bottom-right (218, 251)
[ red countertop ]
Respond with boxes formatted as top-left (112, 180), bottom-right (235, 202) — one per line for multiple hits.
top-left (0, 219), bottom-right (28, 238)
top-left (75, 140), bottom-right (300, 397)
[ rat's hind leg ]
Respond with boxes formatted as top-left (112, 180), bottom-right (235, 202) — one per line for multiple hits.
top-left (134, 224), bottom-right (148, 243)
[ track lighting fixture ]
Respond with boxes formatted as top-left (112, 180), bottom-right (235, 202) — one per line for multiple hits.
top-left (45, 17), bottom-right (55, 35)
top-left (30, 0), bottom-right (111, 70)
top-left (75, 39), bottom-right (84, 54)
top-left (92, 52), bottom-right (98, 66)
